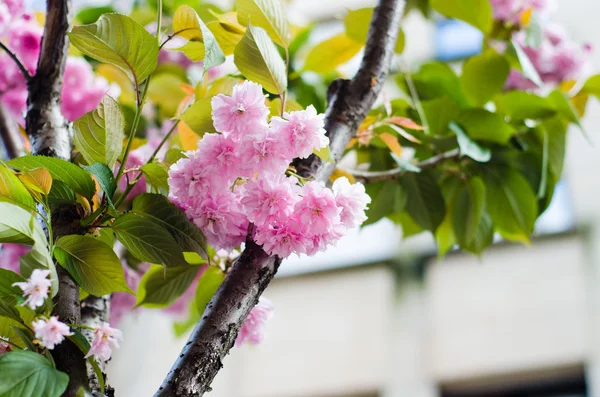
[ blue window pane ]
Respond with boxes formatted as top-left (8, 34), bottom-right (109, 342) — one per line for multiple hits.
top-left (435, 19), bottom-right (483, 61)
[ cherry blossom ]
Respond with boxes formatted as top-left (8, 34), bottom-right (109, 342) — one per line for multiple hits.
top-left (32, 316), bottom-right (73, 350)
top-left (85, 322), bottom-right (123, 361)
top-left (168, 81), bottom-right (371, 258)
top-left (13, 269), bottom-right (52, 309)
top-left (0, 243), bottom-right (30, 273)
top-left (236, 297), bottom-right (274, 346)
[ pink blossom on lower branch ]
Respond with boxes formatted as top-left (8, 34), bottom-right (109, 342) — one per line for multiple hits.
top-left (32, 317), bottom-right (73, 350)
top-left (85, 322), bottom-right (123, 361)
top-left (13, 269), bottom-right (52, 309)
top-left (236, 297), bottom-right (274, 346)
top-left (332, 177), bottom-right (372, 229)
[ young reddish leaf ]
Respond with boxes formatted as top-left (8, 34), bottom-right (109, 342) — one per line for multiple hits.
top-left (387, 116), bottom-right (425, 130)
top-left (379, 132), bottom-right (403, 156)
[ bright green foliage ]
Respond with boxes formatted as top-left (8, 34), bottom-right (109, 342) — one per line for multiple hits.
top-left (430, 0), bottom-right (493, 33)
top-left (234, 24), bottom-right (287, 94)
top-left (74, 95), bottom-right (125, 168)
top-left (54, 235), bottom-right (132, 296)
top-left (136, 264), bottom-right (199, 307)
top-left (69, 13), bottom-right (159, 83)
top-left (237, 0), bottom-right (290, 48)
top-left (0, 351), bottom-right (69, 397)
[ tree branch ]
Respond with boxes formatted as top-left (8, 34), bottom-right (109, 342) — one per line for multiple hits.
top-left (0, 103), bottom-right (24, 159)
top-left (154, 0), bottom-right (404, 395)
top-left (26, 0), bottom-right (72, 160)
top-left (348, 148), bottom-right (461, 183)
top-left (0, 40), bottom-right (32, 82)
top-left (25, 0), bottom-right (90, 395)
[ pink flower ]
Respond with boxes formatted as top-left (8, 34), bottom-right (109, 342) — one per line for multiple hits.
top-left (85, 322), bottom-right (123, 361)
top-left (254, 218), bottom-right (307, 258)
top-left (238, 128), bottom-right (293, 176)
top-left (168, 154), bottom-right (213, 203)
top-left (13, 269), bottom-right (52, 309)
top-left (0, 336), bottom-right (9, 355)
top-left (195, 133), bottom-right (244, 181)
top-left (61, 57), bottom-right (111, 121)
top-left (3, 0), bottom-right (23, 18)
top-left (295, 181), bottom-right (341, 235)
top-left (9, 18), bottom-right (42, 73)
top-left (236, 297), bottom-right (274, 346)
top-left (270, 105), bottom-right (328, 159)
top-left (186, 191), bottom-right (248, 251)
top-left (241, 175), bottom-right (299, 227)
top-left (0, 243), bottom-right (29, 273)
top-left (332, 177), bottom-right (371, 229)
top-left (32, 316), bottom-right (73, 350)
top-left (211, 81), bottom-right (269, 139)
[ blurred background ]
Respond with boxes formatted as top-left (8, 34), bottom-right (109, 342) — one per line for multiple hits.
top-left (30, 0), bottom-right (600, 395)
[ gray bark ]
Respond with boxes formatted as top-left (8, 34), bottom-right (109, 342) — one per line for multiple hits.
top-left (154, 0), bottom-right (404, 395)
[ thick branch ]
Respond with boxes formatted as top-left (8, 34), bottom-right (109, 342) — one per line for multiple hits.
top-left (25, 0), bottom-right (89, 395)
top-left (26, 0), bottom-right (72, 160)
top-left (81, 295), bottom-right (112, 397)
top-left (154, 1), bottom-right (404, 396)
top-left (0, 103), bottom-right (24, 159)
top-left (349, 148), bottom-right (461, 183)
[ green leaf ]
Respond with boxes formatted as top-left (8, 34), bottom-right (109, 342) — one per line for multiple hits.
top-left (140, 163), bottom-right (169, 195)
top-left (181, 98), bottom-right (216, 135)
top-left (136, 264), bottom-right (199, 308)
top-left (81, 163), bottom-right (117, 207)
top-left (364, 181), bottom-right (406, 226)
top-left (312, 146), bottom-right (333, 163)
top-left (455, 108), bottom-right (515, 144)
top-left (450, 121), bottom-right (491, 163)
top-left (0, 201), bottom-right (36, 245)
top-left (0, 269), bottom-right (25, 298)
top-left (234, 24), bottom-right (287, 95)
top-left (582, 74), bottom-right (600, 99)
top-left (303, 33), bottom-right (363, 74)
top-left (47, 180), bottom-right (77, 206)
top-left (8, 156), bottom-right (96, 199)
top-left (237, 0), bottom-right (290, 48)
top-left (400, 171), bottom-right (445, 232)
top-left (0, 166), bottom-right (35, 209)
top-left (420, 96), bottom-right (460, 135)
top-left (430, 0), bottom-right (492, 33)
top-left (463, 212), bottom-right (494, 255)
top-left (195, 266), bottom-right (225, 315)
top-left (495, 91), bottom-right (556, 120)
top-left (0, 351), bottom-right (69, 397)
top-left (54, 235), bottom-right (132, 296)
top-left (452, 177), bottom-right (485, 248)
top-left (435, 179), bottom-right (459, 257)
top-left (0, 298), bottom-right (21, 323)
top-left (484, 167), bottom-right (537, 243)
top-left (460, 49), bottom-right (509, 106)
top-left (548, 90), bottom-right (587, 139)
top-left (69, 13), bottom-right (159, 83)
top-left (172, 5), bottom-right (225, 69)
top-left (73, 95), bottom-right (125, 168)
top-left (509, 39), bottom-right (543, 88)
top-left (403, 63), bottom-right (468, 106)
top-left (112, 213), bottom-right (188, 267)
top-left (133, 194), bottom-right (208, 258)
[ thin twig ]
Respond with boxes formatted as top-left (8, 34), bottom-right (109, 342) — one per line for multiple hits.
top-left (398, 59), bottom-right (429, 134)
top-left (347, 148), bottom-right (460, 183)
top-left (0, 41), bottom-right (32, 82)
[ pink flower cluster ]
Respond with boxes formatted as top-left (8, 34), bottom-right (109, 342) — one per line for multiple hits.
top-left (168, 81), bottom-right (371, 258)
top-left (13, 268), bottom-right (51, 309)
top-left (505, 26), bottom-right (592, 90)
top-left (85, 322), bottom-right (123, 361)
top-left (236, 297), bottom-right (274, 346)
top-left (490, 0), bottom-right (555, 25)
top-left (0, 1), bottom-right (111, 122)
top-left (32, 316), bottom-right (73, 350)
